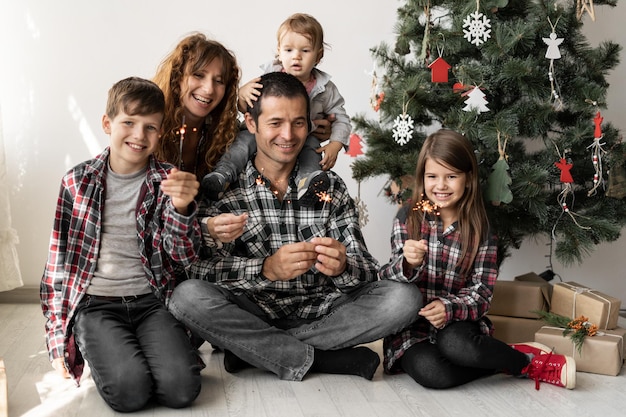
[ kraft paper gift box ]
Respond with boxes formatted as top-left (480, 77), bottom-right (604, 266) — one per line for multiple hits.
top-left (487, 315), bottom-right (547, 344)
top-left (535, 326), bottom-right (624, 376)
top-left (489, 280), bottom-right (551, 319)
top-left (603, 326), bottom-right (626, 357)
top-left (550, 282), bottom-right (621, 330)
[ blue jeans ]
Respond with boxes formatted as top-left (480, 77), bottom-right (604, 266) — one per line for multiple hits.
top-left (169, 280), bottom-right (421, 381)
top-left (73, 294), bottom-right (202, 412)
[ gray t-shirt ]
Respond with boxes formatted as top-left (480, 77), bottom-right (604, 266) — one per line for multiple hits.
top-left (86, 165), bottom-right (152, 296)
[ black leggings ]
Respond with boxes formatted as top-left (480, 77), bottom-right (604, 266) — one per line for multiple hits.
top-left (400, 321), bottom-right (529, 389)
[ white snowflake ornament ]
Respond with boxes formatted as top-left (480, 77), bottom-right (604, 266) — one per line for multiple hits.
top-left (354, 196), bottom-right (369, 228)
top-left (392, 113), bottom-right (414, 146)
top-left (463, 11), bottom-right (491, 46)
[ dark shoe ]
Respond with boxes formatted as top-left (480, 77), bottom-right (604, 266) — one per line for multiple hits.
top-left (202, 172), bottom-right (228, 200)
top-left (297, 171), bottom-right (330, 207)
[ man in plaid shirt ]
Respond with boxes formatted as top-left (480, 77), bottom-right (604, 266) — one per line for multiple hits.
top-left (169, 72), bottom-right (421, 381)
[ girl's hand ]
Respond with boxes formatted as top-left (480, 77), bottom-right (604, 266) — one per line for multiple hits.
top-left (402, 238), bottom-right (427, 269)
top-left (418, 300), bottom-right (447, 329)
top-left (317, 141), bottom-right (343, 170)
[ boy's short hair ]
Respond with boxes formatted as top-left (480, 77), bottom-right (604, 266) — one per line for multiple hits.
top-left (247, 72), bottom-right (311, 131)
top-left (105, 77), bottom-right (165, 119)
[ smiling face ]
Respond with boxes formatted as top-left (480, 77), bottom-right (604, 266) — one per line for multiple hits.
top-left (277, 31), bottom-right (321, 83)
top-left (245, 95), bottom-right (309, 173)
top-left (423, 158), bottom-right (468, 222)
top-left (179, 57), bottom-right (225, 126)
top-left (103, 108), bottom-right (163, 174)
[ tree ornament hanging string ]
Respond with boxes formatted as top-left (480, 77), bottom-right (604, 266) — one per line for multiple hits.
top-left (551, 142), bottom-right (591, 234)
top-left (392, 97), bottom-right (415, 146)
top-left (543, 17), bottom-right (564, 110)
top-left (418, 0), bottom-right (432, 64)
top-left (585, 99), bottom-right (607, 196)
top-left (577, 0), bottom-right (596, 22)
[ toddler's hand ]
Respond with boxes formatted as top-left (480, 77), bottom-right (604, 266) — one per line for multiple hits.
top-left (317, 141), bottom-right (343, 170)
top-left (238, 77), bottom-right (262, 112)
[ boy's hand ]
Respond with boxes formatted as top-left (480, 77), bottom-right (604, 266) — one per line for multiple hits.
top-left (317, 141), bottom-right (343, 170)
top-left (52, 357), bottom-right (71, 379)
top-left (402, 238), bottom-right (427, 269)
top-left (238, 77), bottom-right (262, 112)
top-left (310, 237), bottom-right (347, 277)
top-left (312, 113), bottom-right (336, 141)
top-left (161, 168), bottom-right (199, 215)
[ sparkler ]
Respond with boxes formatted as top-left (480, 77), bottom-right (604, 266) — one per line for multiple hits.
top-left (178, 115), bottom-right (186, 169)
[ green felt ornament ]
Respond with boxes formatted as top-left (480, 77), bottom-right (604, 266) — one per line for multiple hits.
top-left (486, 158), bottom-right (513, 206)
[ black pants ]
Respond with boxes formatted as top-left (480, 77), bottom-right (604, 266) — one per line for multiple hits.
top-left (400, 321), bottom-right (529, 389)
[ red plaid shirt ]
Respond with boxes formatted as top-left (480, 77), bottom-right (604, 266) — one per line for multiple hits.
top-left (379, 206), bottom-right (498, 373)
top-left (40, 148), bottom-right (201, 383)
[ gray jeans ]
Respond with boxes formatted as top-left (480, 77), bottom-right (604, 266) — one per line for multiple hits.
top-left (168, 279), bottom-right (421, 381)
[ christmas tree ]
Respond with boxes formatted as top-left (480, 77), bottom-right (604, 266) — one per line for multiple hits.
top-left (351, 0), bottom-right (625, 266)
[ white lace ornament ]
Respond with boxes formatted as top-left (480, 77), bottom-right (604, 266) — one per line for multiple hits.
top-left (463, 10), bottom-right (491, 46)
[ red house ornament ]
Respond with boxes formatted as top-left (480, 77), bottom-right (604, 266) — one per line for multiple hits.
top-left (428, 56), bottom-right (451, 83)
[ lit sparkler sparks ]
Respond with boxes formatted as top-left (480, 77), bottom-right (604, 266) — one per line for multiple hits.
top-left (316, 191), bottom-right (332, 212)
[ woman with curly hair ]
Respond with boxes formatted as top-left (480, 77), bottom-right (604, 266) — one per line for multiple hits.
top-left (154, 32), bottom-right (247, 244)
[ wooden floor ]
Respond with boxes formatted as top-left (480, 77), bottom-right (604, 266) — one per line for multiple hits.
top-left (1, 303), bottom-right (625, 417)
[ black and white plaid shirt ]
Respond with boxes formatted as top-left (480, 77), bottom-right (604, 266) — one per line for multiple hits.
top-left (189, 161), bottom-right (379, 320)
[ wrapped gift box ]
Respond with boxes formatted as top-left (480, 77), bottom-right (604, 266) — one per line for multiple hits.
top-left (550, 282), bottom-right (621, 330)
top-left (535, 326), bottom-right (624, 376)
top-left (488, 315), bottom-right (546, 344)
top-left (489, 280), bottom-right (551, 319)
top-left (603, 327), bottom-right (626, 357)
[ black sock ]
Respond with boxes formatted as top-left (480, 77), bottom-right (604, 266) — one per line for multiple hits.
top-left (310, 347), bottom-right (381, 380)
top-left (223, 350), bottom-right (253, 373)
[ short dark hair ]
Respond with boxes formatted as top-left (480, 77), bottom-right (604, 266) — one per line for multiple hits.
top-left (106, 77), bottom-right (165, 119)
top-left (247, 72), bottom-right (311, 131)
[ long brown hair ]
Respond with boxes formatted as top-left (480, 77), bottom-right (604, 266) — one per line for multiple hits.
top-left (406, 129), bottom-right (489, 275)
top-left (153, 33), bottom-right (240, 178)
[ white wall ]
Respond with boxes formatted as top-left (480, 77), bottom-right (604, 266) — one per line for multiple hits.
top-left (1, 1), bottom-right (624, 303)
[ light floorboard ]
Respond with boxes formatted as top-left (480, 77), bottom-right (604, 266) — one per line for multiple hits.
top-left (1, 303), bottom-right (625, 417)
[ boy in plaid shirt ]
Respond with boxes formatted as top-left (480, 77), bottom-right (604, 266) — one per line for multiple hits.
top-left (41, 77), bottom-right (203, 412)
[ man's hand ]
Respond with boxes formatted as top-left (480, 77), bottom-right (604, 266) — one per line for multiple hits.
top-left (161, 168), bottom-right (200, 215)
top-left (310, 237), bottom-right (346, 277)
top-left (262, 242), bottom-right (318, 281)
top-left (207, 212), bottom-right (248, 243)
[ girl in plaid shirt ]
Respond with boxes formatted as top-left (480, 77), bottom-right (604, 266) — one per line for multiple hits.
top-left (379, 129), bottom-right (576, 390)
